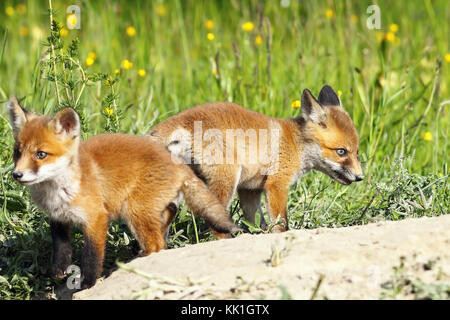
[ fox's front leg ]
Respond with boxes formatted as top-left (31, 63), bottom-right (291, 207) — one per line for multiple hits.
top-left (264, 180), bottom-right (289, 232)
top-left (50, 221), bottom-right (72, 279)
top-left (81, 213), bottom-right (109, 289)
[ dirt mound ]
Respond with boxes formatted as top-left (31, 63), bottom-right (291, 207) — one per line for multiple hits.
top-left (73, 215), bottom-right (450, 300)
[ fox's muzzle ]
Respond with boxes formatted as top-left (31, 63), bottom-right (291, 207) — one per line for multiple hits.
top-left (333, 169), bottom-right (364, 185)
top-left (11, 168), bottom-right (38, 185)
top-left (12, 170), bottom-right (23, 180)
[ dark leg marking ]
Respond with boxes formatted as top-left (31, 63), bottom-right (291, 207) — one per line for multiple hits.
top-left (50, 220), bottom-right (72, 279)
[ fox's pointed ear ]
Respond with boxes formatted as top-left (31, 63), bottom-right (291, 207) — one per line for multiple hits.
top-left (49, 107), bottom-right (80, 139)
top-left (7, 97), bottom-right (36, 138)
top-left (318, 85), bottom-right (341, 107)
top-left (301, 89), bottom-right (327, 124)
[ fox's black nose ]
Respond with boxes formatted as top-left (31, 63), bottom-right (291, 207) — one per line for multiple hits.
top-left (354, 175), bottom-right (364, 182)
top-left (12, 171), bottom-right (23, 180)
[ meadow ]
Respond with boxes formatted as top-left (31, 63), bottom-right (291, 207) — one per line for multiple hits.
top-left (0, 0), bottom-right (448, 299)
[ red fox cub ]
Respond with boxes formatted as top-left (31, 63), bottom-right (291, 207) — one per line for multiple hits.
top-left (8, 97), bottom-right (239, 289)
top-left (148, 85), bottom-right (363, 236)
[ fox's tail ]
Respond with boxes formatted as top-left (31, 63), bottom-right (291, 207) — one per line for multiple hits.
top-left (181, 172), bottom-right (240, 234)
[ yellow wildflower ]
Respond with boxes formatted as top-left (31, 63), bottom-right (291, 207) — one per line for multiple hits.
top-left (212, 68), bottom-right (218, 76)
top-left (16, 4), bottom-right (27, 15)
top-left (206, 32), bottom-right (214, 41)
top-left (254, 35), bottom-right (263, 45)
top-left (88, 52), bottom-right (97, 60)
top-left (19, 26), bottom-right (29, 37)
top-left (60, 28), bottom-right (69, 37)
top-left (67, 14), bottom-right (77, 28)
top-left (291, 100), bottom-right (301, 109)
top-left (104, 107), bottom-right (114, 116)
top-left (241, 21), bottom-right (254, 32)
top-left (204, 20), bottom-right (214, 30)
top-left (385, 31), bottom-right (396, 43)
top-left (422, 132), bottom-right (432, 141)
top-left (85, 57), bottom-right (94, 67)
top-left (122, 59), bottom-right (133, 70)
top-left (138, 69), bottom-right (146, 77)
top-left (350, 14), bottom-right (358, 24)
top-left (114, 69), bottom-right (120, 75)
top-left (337, 90), bottom-right (342, 97)
top-left (5, 6), bottom-right (14, 16)
top-left (325, 9), bottom-right (334, 20)
top-left (156, 4), bottom-right (167, 16)
top-left (126, 26), bottom-right (136, 37)
top-left (445, 53), bottom-right (450, 63)
top-left (389, 23), bottom-right (399, 33)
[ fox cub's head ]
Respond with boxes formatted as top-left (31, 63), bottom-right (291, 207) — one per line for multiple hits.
top-left (301, 85), bottom-right (363, 185)
top-left (7, 97), bottom-right (80, 186)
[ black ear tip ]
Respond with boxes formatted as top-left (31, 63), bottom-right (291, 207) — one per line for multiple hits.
top-left (320, 84), bottom-right (335, 92)
top-left (302, 88), bottom-right (314, 97)
top-left (318, 84), bottom-right (340, 106)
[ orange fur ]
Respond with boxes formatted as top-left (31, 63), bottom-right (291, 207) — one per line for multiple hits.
top-left (149, 86), bottom-right (363, 234)
top-left (8, 100), bottom-right (238, 288)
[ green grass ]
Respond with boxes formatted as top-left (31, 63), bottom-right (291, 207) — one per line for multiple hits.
top-left (0, 0), bottom-right (448, 299)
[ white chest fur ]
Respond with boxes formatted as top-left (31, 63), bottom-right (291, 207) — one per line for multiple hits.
top-left (29, 172), bottom-right (86, 226)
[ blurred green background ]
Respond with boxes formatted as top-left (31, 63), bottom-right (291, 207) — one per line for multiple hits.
top-left (0, 0), bottom-right (448, 299)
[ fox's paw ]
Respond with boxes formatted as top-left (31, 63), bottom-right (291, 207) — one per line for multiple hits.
top-left (212, 231), bottom-right (232, 240)
top-left (81, 274), bottom-right (97, 290)
top-left (214, 219), bottom-right (242, 234)
top-left (270, 225), bottom-right (287, 233)
top-left (51, 262), bottom-right (71, 279)
top-left (211, 225), bottom-right (242, 240)
top-left (52, 269), bottom-right (66, 279)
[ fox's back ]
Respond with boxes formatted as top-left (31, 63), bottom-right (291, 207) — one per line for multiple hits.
top-left (79, 133), bottom-right (183, 184)
top-left (148, 102), bottom-right (301, 190)
top-left (149, 102), bottom-right (295, 166)
top-left (151, 102), bottom-right (277, 136)
top-left (80, 133), bottom-right (173, 171)
top-left (77, 134), bottom-right (187, 211)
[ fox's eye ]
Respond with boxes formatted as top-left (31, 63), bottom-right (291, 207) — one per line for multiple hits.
top-left (336, 148), bottom-right (347, 157)
top-left (36, 151), bottom-right (47, 160)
